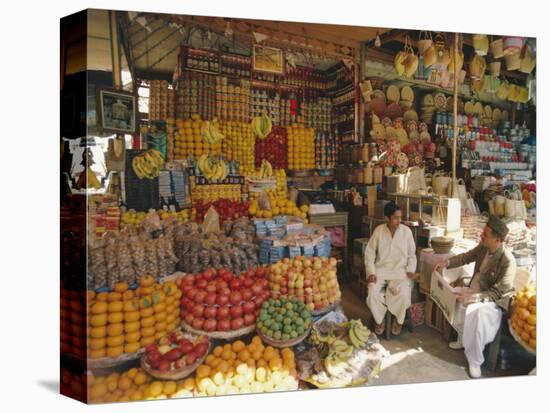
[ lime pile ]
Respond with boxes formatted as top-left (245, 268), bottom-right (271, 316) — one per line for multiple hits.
top-left (256, 298), bottom-right (312, 341)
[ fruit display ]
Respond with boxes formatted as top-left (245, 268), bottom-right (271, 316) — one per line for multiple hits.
top-left (248, 194), bottom-right (308, 220)
top-left (256, 297), bottom-right (313, 345)
top-left (142, 330), bottom-right (210, 379)
top-left (88, 218), bottom-right (180, 289)
top-left (509, 283), bottom-right (536, 351)
top-left (251, 112), bottom-right (274, 140)
top-left (174, 115), bottom-right (223, 160)
top-left (87, 367), bottom-right (194, 403)
top-left (86, 277), bottom-right (182, 361)
top-left (268, 256), bottom-right (341, 312)
top-left (180, 267), bottom-right (270, 337)
top-left (315, 131), bottom-right (338, 170)
top-left (60, 288), bottom-right (87, 359)
top-left (190, 336), bottom-right (298, 396)
top-left (303, 318), bottom-right (379, 387)
top-left (255, 126), bottom-right (288, 170)
top-left (176, 72), bottom-right (216, 120)
top-left (287, 124), bottom-right (315, 170)
top-left (215, 77), bottom-right (250, 122)
top-left (121, 209), bottom-right (193, 228)
top-left (197, 154), bottom-right (229, 182)
top-left (132, 149), bottom-right (165, 180)
top-left (192, 199), bottom-right (250, 224)
top-left (220, 121), bottom-right (256, 174)
top-left (189, 182), bottom-right (241, 203)
top-left (173, 217), bottom-right (259, 275)
top-left (148, 80), bottom-right (174, 121)
top-left (166, 117), bottom-right (176, 161)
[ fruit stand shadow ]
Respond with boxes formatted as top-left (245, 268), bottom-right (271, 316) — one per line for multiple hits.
top-left (37, 380), bottom-right (59, 394)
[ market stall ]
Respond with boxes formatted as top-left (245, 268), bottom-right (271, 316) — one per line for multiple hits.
top-left (60, 9), bottom-right (536, 404)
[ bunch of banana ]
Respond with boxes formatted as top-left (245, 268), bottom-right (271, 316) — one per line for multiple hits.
top-left (201, 120), bottom-right (225, 144)
top-left (251, 112), bottom-right (272, 140)
top-left (330, 339), bottom-right (354, 359)
top-left (197, 154), bottom-right (228, 181)
top-left (259, 159), bottom-right (273, 178)
top-left (348, 319), bottom-right (371, 349)
top-left (324, 351), bottom-right (351, 377)
top-left (132, 149), bottom-right (164, 179)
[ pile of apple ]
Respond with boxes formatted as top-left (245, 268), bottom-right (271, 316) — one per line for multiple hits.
top-left (143, 330), bottom-right (210, 373)
top-left (255, 126), bottom-right (288, 170)
top-left (193, 199), bottom-right (250, 224)
top-left (268, 256), bottom-right (341, 312)
top-left (180, 267), bottom-right (271, 333)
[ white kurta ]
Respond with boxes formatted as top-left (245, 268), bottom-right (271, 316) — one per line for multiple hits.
top-left (364, 224), bottom-right (417, 324)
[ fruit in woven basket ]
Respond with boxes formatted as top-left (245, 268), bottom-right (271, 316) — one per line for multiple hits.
top-left (143, 330), bottom-right (209, 371)
top-left (268, 257), bottom-right (341, 312)
top-left (510, 283), bottom-right (536, 350)
top-left (256, 297), bottom-right (312, 341)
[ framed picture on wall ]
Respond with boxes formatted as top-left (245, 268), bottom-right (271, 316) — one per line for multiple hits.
top-left (97, 88), bottom-right (137, 134)
top-left (252, 45), bottom-right (285, 74)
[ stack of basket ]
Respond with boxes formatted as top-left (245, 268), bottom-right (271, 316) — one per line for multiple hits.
top-left (421, 94), bottom-right (436, 124)
top-left (430, 236), bottom-right (455, 254)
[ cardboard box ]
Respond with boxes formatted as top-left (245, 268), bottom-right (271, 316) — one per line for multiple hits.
top-left (430, 270), bottom-right (457, 324)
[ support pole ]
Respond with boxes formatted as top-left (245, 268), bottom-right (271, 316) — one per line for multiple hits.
top-left (109, 10), bottom-right (122, 88)
top-left (452, 32), bottom-right (459, 182)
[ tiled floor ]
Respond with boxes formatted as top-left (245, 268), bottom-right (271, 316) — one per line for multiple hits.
top-left (339, 281), bottom-right (536, 385)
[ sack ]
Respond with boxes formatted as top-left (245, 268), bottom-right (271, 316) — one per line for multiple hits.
top-left (394, 51), bottom-right (407, 76)
top-left (203, 206), bottom-right (220, 234)
top-left (519, 46), bottom-right (536, 74)
top-left (490, 37), bottom-right (504, 58)
top-left (496, 80), bottom-right (510, 100)
top-left (450, 178), bottom-right (467, 200)
top-left (418, 31), bottom-right (433, 55)
top-left (403, 166), bottom-right (427, 193)
top-left (470, 54), bottom-right (487, 80)
top-left (432, 173), bottom-right (451, 196)
top-left (505, 53), bottom-right (521, 71)
top-left (473, 34), bottom-right (489, 56)
top-left (503, 36), bottom-right (525, 56)
top-left (423, 44), bottom-right (437, 68)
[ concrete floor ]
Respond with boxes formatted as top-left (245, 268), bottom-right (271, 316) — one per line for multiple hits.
top-left (339, 281), bottom-right (536, 385)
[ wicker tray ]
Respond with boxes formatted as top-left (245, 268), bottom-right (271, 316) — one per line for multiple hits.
top-left (288, 169), bottom-right (316, 177)
top-left (256, 326), bottom-right (311, 348)
top-left (312, 302), bottom-right (340, 317)
top-left (181, 321), bottom-right (256, 340)
top-left (508, 319), bottom-right (536, 356)
top-left (87, 349), bottom-right (145, 370)
top-left (141, 341), bottom-right (211, 380)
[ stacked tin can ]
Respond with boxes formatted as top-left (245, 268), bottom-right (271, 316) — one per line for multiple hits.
top-left (176, 72), bottom-right (216, 120)
top-left (215, 77), bottom-right (250, 122)
top-left (148, 80), bottom-right (174, 121)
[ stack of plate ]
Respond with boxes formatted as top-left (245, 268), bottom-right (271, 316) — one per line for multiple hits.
top-left (421, 94), bottom-right (436, 123)
top-left (430, 236), bottom-right (455, 254)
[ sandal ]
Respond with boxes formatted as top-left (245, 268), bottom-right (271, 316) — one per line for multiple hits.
top-left (391, 318), bottom-right (403, 335)
top-left (374, 322), bottom-right (385, 335)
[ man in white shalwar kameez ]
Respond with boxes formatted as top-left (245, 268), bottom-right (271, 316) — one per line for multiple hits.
top-left (365, 202), bottom-right (417, 336)
top-left (435, 215), bottom-right (516, 378)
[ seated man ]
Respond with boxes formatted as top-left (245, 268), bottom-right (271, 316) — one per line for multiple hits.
top-left (434, 215), bottom-right (516, 378)
top-left (365, 202), bottom-right (417, 336)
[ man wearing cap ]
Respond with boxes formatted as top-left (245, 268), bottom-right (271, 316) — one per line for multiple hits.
top-left (365, 202), bottom-right (418, 337)
top-left (434, 215), bottom-right (516, 378)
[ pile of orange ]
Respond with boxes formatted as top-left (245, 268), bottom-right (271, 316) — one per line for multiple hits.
top-left (510, 283), bottom-right (536, 350)
top-left (87, 276), bottom-right (182, 359)
top-left (287, 124), bottom-right (315, 170)
top-left (87, 367), bottom-right (193, 403)
top-left (174, 116), bottom-right (223, 160)
top-left (190, 335), bottom-right (298, 396)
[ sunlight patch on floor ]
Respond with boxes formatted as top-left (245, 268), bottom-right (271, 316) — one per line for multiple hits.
top-left (380, 347), bottom-right (425, 371)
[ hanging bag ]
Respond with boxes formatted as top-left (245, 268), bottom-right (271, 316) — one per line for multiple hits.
top-left (418, 31), bottom-right (433, 55)
top-left (490, 37), bottom-right (504, 59)
top-left (519, 45), bottom-right (536, 74)
top-left (470, 54), bottom-right (487, 80)
top-left (472, 34), bottom-right (489, 56)
top-left (505, 53), bottom-right (521, 71)
top-left (403, 36), bottom-right (419, 78)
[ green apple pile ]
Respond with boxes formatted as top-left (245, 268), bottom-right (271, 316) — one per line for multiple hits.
top-left (256, 298), bottom-right (312, 341)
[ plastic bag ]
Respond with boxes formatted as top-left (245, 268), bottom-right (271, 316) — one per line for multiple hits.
top-left (203, 206), bottom-right (220, 234)
top-left (258, 192), bottom-right (272, 211)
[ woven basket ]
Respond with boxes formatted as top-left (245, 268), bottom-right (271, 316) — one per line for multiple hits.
top-left (181, 321), bottom-right (256, 340)
top-left (256, 326), bottom-right (311, 348)
top-left (141, 341), bottom-right (211, 380)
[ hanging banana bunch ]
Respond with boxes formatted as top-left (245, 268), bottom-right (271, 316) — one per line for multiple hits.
top-left (132, 148), bottom-right (165, 179)
top-left (251, 112), bottom-right (273, 140)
